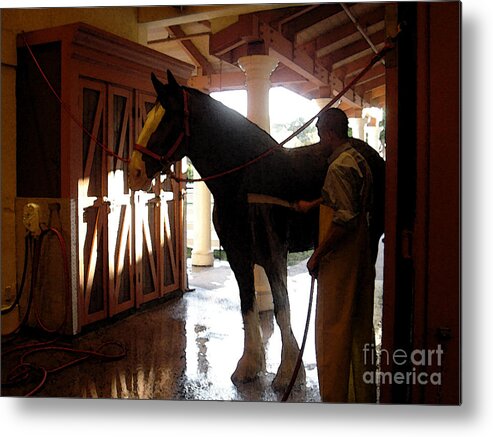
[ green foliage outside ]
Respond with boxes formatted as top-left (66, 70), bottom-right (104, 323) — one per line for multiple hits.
top-left (272, 117), bottom-right (318, 147)
top-left (187, 247), bottom-right (312, 267)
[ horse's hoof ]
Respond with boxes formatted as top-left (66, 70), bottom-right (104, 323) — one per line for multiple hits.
top-left (231, 355), bottom-right (264, 385)
top-left (231, 365), bottom-right (261, 385)
top-left (231, 371), bottom-right (258, 386)
top-left (272, 364), bottom-right (306, 392)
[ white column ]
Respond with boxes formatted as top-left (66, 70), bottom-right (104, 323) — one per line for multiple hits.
top-left (349, 117), bottom-right (366, 140)
top-left (238, 55), bottom-right (278, 312)
top-left (365, 117), bottom-right (382, 153)
top-left (238, 55), bottom-right (278, 132)
top-left (191, 167), bottom-right (214, 267)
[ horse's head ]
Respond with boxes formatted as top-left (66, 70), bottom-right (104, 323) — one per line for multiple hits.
top-left (128, 70), bottom-right (189, 191)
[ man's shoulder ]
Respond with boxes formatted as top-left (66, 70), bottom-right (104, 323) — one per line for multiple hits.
top-left (348, 138), bottom-right (385, 168)
top-left (349, 138), bottom-right (380, 155)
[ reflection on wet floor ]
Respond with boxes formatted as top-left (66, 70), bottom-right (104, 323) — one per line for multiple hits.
top-left (181, 260), bottom-right (321, 402)
top-left (2, 257), bottom-right (383, 402)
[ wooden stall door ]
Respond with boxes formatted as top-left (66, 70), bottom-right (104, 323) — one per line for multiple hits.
top-left (134, 93), bottom-right (160, 306)
top-left (78, 85), bottom-right (183, 327)
top-left (134, 92), bottom-right (181, 307)
top-left (107, 85), bottom-right (135, 317)
top-left (78, 79), bottom-right (108, 326)
top-left (157, 175), bottom-right (180, 295)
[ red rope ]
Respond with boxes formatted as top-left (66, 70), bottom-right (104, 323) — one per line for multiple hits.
top-left (3, 340), bottom-right (126, 397)
top-left (21, 33), bottom-right (131, 164)
top-left (169, 37), bottom-right (397, 184)
top-left (21, 30), bottom-right (397, 183)
top-left (1, 226), bottom-right (126, 397)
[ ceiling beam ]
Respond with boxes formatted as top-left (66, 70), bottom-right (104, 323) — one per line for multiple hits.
top-left (276, 5), bottom-right (320, 30)
top-left (203, 6), bottom-right (388, 109)
top-left (148, 31), bottom-right (211, 45)
top-left (168, 25), bottom-right (214, 75)
top-left (189, 67), bottom-right (309, 93)
top-left (332, 51), bottom-right (383, 79)
top-left (314, 6), bottom-right (385, 53)
top-left (210, 18), bottom-right (373, 107)
top-left (260, 22), bottom-right (329, 86)
top-left (281, 3), bottom-right (343, 40)
top-left (315, 72), bottom-right (368, 109)
top-left (355, 74), bottom-right (386, 95)
top-left (253, 6), bottom-right (304, 29)
top-left (309, 87), bottom-right (363, 108)
top-left (319, 29), bottom-right (386, 67)
top-left (367, 94), bottom-right (385, 108)
top-left (189, 71), bottom-right (245, 91)
top-left (138, 4), bottom-right (292, 26)
top-left (340, 3), bottom-right (381, 59)
top-left (209, 14), bottom-right (260, 57)
top-left (343, 63), bottom-right (386, 86)
top-left (370, 84), bottom-right (386, 99)
top-left (327, 41), bottom-right (386, 72)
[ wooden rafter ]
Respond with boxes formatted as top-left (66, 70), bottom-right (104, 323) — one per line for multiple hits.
top-left (314, 6), bottom-right (385, 53)
top-left (148, 31), bottom-right (211, 45)
top-left (188, 67), bottom-right (308, 92)
top-left (370, 84), bottom-right (386, 99)
top-left (355, 74), bottom-right (385, 96)
top-left (332, 51), bottom-right (385, 79)
top-left (252, 6), bottom-right (302, 29)
top-left (276, 5), bottom-right (320, 30)
top-left (203, 5), bottom-right (390, 109)
top-left (167, 25), bottom-right (214, 75)
top-left (209, 14), bottom-right (260, 57)
top-left (137, 4), bottom-right (288, 26)
top-left (319, 29), bottom-right (386, 68)
top-left (281, 3), bottom-right (342, 40)
top-left (350, 63), bottom-right (386, 85)
top-left (258, 22), bottom-right (329, 86)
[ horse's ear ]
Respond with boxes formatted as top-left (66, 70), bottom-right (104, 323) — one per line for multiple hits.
top-left (167, 70), bottom-right (180, 89)
top-left (151, 73), bottom-right (167, 99)
top-left (151, 71), bottom-right (182, 112)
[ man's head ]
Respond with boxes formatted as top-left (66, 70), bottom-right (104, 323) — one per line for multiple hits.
top-left (316, 108), bottom-right (349, 148)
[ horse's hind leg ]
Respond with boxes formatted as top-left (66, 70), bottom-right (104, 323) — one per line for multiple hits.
top-left (265, 257), bottom-right (306, 391)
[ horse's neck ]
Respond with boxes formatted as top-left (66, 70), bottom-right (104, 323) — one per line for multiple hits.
top-left (186, 93), bottom-right (277, 195)
top-left (184, 91), bottom-right (330, 203)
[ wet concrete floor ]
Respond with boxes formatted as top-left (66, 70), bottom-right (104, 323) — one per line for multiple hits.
top-left (2, 255), bottom-right (383, 402)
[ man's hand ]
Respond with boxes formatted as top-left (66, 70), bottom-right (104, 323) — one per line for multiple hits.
top-left (307, 252), bottom-right (320, 278)
top-left (293, 200), bottom-right (312, 213)
top-left (293, 198), bottom-right (322, 214)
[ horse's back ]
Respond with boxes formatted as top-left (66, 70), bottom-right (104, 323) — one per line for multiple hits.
top-left (242, 142), bottom-right (329, 203)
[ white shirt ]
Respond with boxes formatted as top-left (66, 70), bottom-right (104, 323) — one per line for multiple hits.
top-left (321, 142), bottom-right (372, 229)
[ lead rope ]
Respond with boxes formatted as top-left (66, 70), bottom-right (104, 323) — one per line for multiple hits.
top-left (20, 29), bottom-right (396, 400)
top-left (21, 30), bottom-right (400, 182)
top-left (168, 32), bottom-right (400, 184)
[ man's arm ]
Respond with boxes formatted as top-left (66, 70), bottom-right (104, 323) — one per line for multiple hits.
top-left (307, 222), bottom-right (349, 277)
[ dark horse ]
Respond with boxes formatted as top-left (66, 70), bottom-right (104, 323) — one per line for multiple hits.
top-left (129, 70), bottom-right (329, 390)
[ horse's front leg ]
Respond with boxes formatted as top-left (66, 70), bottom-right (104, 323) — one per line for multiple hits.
top-left (232, 300), bottom-right (265, 385)
top-left (213, 202), bottom-right (265, 384)
top-left (229, 259), bottom-right (266, 385)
